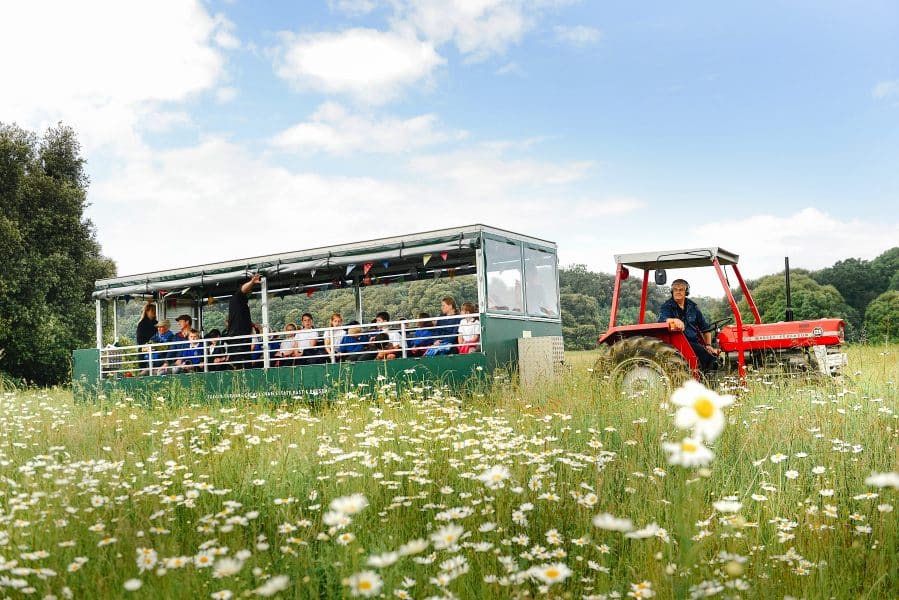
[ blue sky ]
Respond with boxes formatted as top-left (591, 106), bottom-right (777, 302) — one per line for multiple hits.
top-left (3, 0), bottom-right (897, 295)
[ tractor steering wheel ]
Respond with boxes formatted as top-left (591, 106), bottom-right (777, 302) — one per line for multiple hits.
top-left (702, 317), bottom-right (733, 333)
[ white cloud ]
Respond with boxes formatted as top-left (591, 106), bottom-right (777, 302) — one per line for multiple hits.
top-left (553, 25), bottom-right (602, 47)
top-left (269, 102), bottom-right (467, 155)
top-left (0, 0), bottom-right (232, 154)
top-left (88, 136), bottom-right (636, 277)
top-left (872, 80), bottom-right (899, 100)
top-left (688, 207), bottom-right (899, 291)
top-left (273, 28), bottom-right (444, 104)
top-left (215, 86), bottom-right (239, 104)
top-left (392, 0), bottom-right (532, 62)
top-left (139, 111), bottom-right (193, 133)
top-left (328, 0), bottom-right (379, 16)
top-left (496, 62), bottom-right (526, 77)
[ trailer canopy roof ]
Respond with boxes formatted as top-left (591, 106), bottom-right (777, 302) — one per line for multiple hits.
top-left (93, 224), bottom-right (555, 300)
top-left (615, 247), bottom-right (739, 270)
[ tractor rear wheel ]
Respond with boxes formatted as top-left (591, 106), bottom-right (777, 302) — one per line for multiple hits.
top-left (608, 336), bottom-right (690, 395)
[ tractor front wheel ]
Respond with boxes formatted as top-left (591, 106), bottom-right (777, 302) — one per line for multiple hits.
top-left (608, 336), bottom-right (690, 395)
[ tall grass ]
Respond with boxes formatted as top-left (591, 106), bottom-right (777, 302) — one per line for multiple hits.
top-left (0, 345), bottom-right (895, 598)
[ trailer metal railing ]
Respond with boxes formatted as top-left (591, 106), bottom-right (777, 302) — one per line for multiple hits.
top-left (99, 314), bottom-right (481, 378)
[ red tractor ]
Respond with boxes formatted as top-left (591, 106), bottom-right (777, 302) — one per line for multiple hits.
top-left (596, 247), bottom-right (847, 391)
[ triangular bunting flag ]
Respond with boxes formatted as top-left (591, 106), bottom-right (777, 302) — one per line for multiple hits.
top-left (306, 288), bottom-right (315, 297)
top-left (207, 296), bottom-right (216, 306)
top-left (346, 264), bottom-right (356, 275)
top-left (362, 274), bottom-right (372, 286)
top-left (310, 268), bottom-right (316, 278)
top-left (423, 254), bottom-right (432, 266)
top-left (448, 268), bottom-right (456, 280)
top-left (382, 260), bottom-right (390, 269)
top-left (363, 262), bottom-right (373, 275)
top-left (440, 251), bottom-right (448, 261)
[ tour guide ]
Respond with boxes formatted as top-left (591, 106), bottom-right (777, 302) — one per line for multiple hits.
top-left (657, 278), bottom-right (719, 371)
top-left (226, 273), bottom-right (261, 368)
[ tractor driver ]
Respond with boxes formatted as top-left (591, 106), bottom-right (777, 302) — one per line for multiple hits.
top-left (658, 279), bottom-right (719, 371)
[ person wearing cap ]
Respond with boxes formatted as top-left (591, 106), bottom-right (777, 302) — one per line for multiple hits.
top-left (658, 278), bottom-right (718, 371)
top-left (143, 319), bottom-right (180, 375)
top-left (175, 314), bottom-right (193, 340)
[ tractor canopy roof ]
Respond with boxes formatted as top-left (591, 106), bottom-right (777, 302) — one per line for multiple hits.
top-left (615, 247), bottom-right (739, 270)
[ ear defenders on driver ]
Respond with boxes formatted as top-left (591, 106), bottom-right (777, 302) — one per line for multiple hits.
top-left (671, 279), bottom-right (690, 297)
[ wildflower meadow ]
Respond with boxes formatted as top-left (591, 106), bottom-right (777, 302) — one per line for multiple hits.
top-left (0, 345), bottom-right (896, 599)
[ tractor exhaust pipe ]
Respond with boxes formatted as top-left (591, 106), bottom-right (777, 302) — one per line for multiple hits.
top-left (784, 256), bottom-right (794, 322)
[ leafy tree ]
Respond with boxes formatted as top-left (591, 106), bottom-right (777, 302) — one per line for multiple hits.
top-left (740, 273), bottom-right (859, 339)
top-left (871, 247), bottom-right (899, 290)
top-left (864, 290), bottom-right (899, 344)
top-left (561, 292), bottom-right (601, 350)
top-left (812, 258), bottom-right (880, 322)
top-left (0, 123), bottom-right (115, 385)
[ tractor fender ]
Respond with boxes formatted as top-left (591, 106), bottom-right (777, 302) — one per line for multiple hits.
top-left (598, 324), bottom-right (700, 372)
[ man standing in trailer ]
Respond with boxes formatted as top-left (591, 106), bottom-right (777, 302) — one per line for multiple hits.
top-left (227, 273), bottom-right (261, 368)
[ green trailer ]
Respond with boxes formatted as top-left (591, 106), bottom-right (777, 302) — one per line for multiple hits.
top-left (73, 225), bottom-right (563, 401)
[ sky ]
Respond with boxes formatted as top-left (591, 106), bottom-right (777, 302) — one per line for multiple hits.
top-left (2, 0), bottom-right (898, 296)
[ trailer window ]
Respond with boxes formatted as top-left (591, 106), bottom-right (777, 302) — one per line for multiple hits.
top-left (485, 239), bottom-right (523, 313)
top-left (524, 247), bottom-right (559, 317)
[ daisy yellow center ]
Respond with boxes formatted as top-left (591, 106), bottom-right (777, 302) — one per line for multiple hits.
top-left (546, 568), bottom-right (560, 579)
top-left (681, 441), bottom-right (698, 453)
top-left (359, 581), bottom-right (372, 590)
top-left (693, 397), bottom-right (715, 419)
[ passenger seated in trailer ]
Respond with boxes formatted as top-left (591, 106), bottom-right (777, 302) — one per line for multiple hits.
top-left (295, 313), bottom-right (325, 364)
top-left (425, 297), bottom-right (462, 356)
top-left (407, 313), bottom-right (435, 357)
top-left (338, 322), bottom-right (368, 362)
top-left (173, 329), bottom-right (203, 373)
top-left (143, 319), bottom-right (179, 375)
top-left (368, 333), bottom-right (398, 360)
top-left (175, 314), bottom-right (193, 340)
top-left (323, 313), bottom-right (346, 363)
top-left (457, 302), bottom-right (481, 354)
top-left (274, 323), bottom-right (298, 366)
top-left (249, 323), bottom-right (266, 368)
top-left (374, 311), bottom-right (404, 353)
top-left (206, 329), bottom-right (231, 371)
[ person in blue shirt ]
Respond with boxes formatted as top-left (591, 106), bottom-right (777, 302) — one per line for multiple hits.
top-left (657, 279), bottom-right (719, 371)
top-left (408, 313), bottom-right (436, 357)
top-left (144, 319), bottom-right (180, 375)
top-left (173, 329), bottom-right (204, 373)
top-left (338, 322), bottom-right (368, 361)
top-left (425, 297), bottom-right (462, 356)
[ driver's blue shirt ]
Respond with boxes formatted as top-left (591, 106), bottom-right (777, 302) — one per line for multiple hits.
top-left (658, 298), bottom-right (709, 344)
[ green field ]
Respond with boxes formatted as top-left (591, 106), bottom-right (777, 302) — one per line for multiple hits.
top-left (0, 346), bottom-right (896, 599)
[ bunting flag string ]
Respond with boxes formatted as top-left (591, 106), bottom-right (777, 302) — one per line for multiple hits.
top-left (422, 254), bottom-right (432, 266)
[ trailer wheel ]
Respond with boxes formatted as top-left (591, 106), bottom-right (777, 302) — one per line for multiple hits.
top-left (608, 336), bottom-right (690, 395)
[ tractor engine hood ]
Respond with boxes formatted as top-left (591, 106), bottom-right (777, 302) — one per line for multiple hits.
top-left (718, 318), bottom-right (845, 350)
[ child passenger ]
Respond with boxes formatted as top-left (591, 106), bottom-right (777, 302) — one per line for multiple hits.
top-left (457, 302), bottom-right (481, 354)
top-left (323, 313), bottom-right (346, 363)
top-left (174, 329), bottom-right (203, 373)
